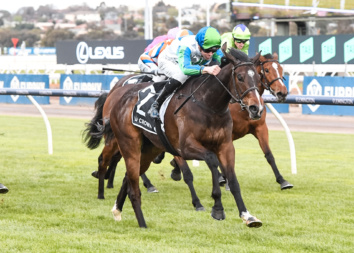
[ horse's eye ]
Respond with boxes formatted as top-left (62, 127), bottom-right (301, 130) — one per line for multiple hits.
top-left (237, 74), bottom-right (243, 81)
top-left (265, 68), bottom-right (269, 73)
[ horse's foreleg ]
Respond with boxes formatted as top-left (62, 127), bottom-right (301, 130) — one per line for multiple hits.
top-left (152, 152), bottom-right (165, 164)
top-left (218, 143), bottom-right (262, 228)
top-left (254, 125), bottom-right (293, 190)
top-left (174, 157), bottom-right (204, 211)
top-left (203, 152), bottom-right (225, 220)
top-left (141, 173), bottom-right (158, 193)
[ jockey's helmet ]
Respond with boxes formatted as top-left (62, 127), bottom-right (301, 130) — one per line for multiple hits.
top-left (232, 24), bottom-right (251, 41)
top-left (195, 26), bottom-right (221, 50)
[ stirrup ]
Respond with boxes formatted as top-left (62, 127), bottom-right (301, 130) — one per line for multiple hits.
top-left (149, 107), bottom-right (159, 119)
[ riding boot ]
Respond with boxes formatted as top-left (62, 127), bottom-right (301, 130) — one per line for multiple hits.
top-left (149, 78), bottom-right (182, 119)
top-left (0, 183), bottom-right (9, 194)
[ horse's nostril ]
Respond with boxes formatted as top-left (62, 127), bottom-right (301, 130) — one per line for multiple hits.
top-left (249, 105), bottom-right (259, 114)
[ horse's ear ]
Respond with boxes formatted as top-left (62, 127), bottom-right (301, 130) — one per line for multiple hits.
top-left (273, 52), bottom-right (278, 60)
top-left (252, 52), bottom-right (261, 65)
top-left (221, 43), bottom-right (238, 65)
top-left (221, 42), bottom-right (227, 53)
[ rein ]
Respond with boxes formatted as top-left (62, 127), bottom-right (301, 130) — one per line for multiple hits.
top-left (214, 62), bottom-right (258, 110)
top-left (259, 60), bottom-right (286, 94)
top-left (174, 75), bottom-right (210, 114)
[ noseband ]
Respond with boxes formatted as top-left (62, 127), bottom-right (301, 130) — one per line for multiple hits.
top-left (215, 62), bottom-right (259, 110)
top-left (259, 60), bottom-right (286, 93)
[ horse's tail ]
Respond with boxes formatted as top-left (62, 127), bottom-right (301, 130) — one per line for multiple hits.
top-left (83, 93), bottom-right (109, 149)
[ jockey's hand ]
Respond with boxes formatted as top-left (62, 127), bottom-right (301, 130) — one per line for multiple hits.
top-left (149, 69), bottom-right (159, 76)
top-left (202, 65), bottom-right (221, 76)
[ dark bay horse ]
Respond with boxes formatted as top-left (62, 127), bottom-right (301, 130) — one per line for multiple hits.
top-left (170, 52), bottom-right (293, 191)
top-left (87, 51), bottom-right (292, 201)
top-left (86, 45), bottom-right (263, 228)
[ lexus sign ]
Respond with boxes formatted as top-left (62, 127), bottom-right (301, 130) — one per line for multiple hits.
top-left (56, 40), bottom-right (150, 65)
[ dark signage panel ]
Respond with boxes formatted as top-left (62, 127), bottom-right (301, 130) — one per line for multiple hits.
top-left (56, 40), bottom-right (151, 65)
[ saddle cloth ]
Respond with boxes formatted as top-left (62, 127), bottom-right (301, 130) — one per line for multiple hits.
top-left (132, 82), bottom-right (173, 134)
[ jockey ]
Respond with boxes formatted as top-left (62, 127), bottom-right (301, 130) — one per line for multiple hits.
top-left (221, 24), bottom-right (251, 55)
top-left (148, 26), bottom-right (223, 119)
top-left (138, 29), bottom-right (193, 82)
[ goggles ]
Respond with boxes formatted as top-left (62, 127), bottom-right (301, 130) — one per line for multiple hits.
top-left (234, 39), bottom-right (249, 44)
top-left (202, 46), bottom-right (220, 54)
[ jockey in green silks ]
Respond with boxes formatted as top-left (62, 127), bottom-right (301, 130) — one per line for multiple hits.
top-left (221, 24), bottom-right (251, 55)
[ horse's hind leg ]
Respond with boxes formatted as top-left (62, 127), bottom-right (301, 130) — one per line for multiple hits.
top-left (97, 140), bottom-right (118, 199)
top-left (174, 157), bottom-right (204, 211)
top-left (141, 173), bottom-right (158, 193)
top-left (254, 125), bottom-right (293, 190)
top-left (106, 151), bottom-right (122, 189)
top-left (112, 175), bottom-right (128, 221)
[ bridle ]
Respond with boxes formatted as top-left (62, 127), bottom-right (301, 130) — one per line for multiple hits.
top-left (259, 59), bottom-right (286, 94)
top-left (214, 61), bottom-right (259, 110)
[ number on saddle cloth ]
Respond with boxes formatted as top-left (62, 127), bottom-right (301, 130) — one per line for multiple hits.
top-left (132, 81), bottom-right (168, 134)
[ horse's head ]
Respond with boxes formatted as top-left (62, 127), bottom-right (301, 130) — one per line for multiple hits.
top-left (221, 44), bottom-right (263, 120)
top-left (253, 52), bottom-right (288, 102)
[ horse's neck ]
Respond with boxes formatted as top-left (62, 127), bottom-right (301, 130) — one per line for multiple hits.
top-left (193, 64), bottom-right (233, 113)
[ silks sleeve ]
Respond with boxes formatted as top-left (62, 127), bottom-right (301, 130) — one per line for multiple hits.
top-left (178, 46), bottom-right (203, 76)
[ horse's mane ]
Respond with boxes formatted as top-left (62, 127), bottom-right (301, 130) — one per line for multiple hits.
top-left (262, 53), bottom-right (274, 59)
top-left (228, 48), bottom-right (251, 62)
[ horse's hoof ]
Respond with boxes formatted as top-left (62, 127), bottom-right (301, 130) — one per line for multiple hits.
top-left (170, 171), bottom-right (182, 181)
top-left (153, 154), bottom-right (164, 164)
top-left (91, 171), bottom-right (99, 179)
top-left (281, 181), bottom-right (294, 190)
top-left (219, 175), bottom-right (226, 186)
top-left (195, 206), bottom-right (205, 211)
top-left (170, 159), bottom-right (177, 168)
top-left (97, 195), bottom-right (105, 200)
top-left (211, 208), bottom-right (226, 220)
top-left (245, 217), bottom-right (262, 228)
top-left (225, 182), bottom-right (230, 191)
top-left (106, 184), bottom-right (114, 189)
top-left (241, 211), bottom-right (262, 228)
top-left (147, 186), bottom-right (159, 193)
top-left (112, 208), bottom-right (122, 221)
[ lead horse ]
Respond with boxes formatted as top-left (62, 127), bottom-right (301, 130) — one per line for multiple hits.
top-left (87, 51), bottom-right (292, 201)
top-left (87, 45), bottom-right (264, 228)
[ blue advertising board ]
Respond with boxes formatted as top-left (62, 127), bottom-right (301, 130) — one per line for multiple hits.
top-left (59, 74), bottom-right (124, 105)
top-left (263, 75), bottom-right (290, 113)
top-left (302, 76), bottom-right (354, 116)
top-left (0, 74), bottom-right (49, 104)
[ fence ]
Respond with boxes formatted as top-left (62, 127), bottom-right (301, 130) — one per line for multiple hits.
top-left (1, 87), bottom-right (354, 175)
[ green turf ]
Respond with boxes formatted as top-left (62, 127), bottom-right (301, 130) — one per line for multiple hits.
top-left (0, 115), bottom-right (353, 252)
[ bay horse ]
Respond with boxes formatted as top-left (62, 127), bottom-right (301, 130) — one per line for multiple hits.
top-left (87, 45), bottom-right (264, 228)
top-left (87, 51), bottom-right (292, 202)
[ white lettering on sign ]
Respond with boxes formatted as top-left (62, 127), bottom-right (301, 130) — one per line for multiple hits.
top-left (324, 86), bottom-right (354, 97)
top-left (76, 41), bottom-right (125, 64)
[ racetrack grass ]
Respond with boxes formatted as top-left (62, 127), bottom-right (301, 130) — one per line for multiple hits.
top-left (0, 115), bottom-right (353, 252)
